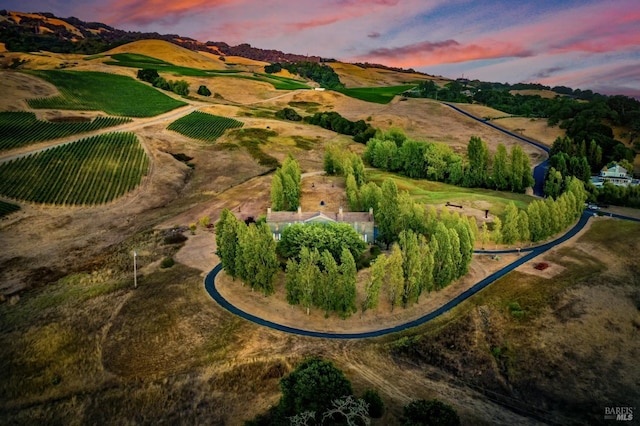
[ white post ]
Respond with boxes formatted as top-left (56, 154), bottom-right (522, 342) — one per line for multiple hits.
top-left (133, 251), bottom-right (138, 289)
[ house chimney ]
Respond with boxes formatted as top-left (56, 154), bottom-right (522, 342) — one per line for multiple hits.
top-left (368, 207), bottom-right (373, 220)
top-left (297, 206), bottom-right (302, 219)
top-left (267, 207), bottom-right (271, 218)
top-left (338, 206), bottom-right (343, 221)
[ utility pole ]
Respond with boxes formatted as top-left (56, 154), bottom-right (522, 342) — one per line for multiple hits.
top-left (133, 251), bottom-right (138, 289)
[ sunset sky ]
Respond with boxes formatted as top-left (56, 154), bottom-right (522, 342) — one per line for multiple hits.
top-left (6, 0), bottom-right (640, 97)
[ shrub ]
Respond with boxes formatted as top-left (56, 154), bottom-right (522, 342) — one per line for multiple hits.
top-left (403, 399), bottom-right (460, 426)
top-left (137, 68), bottom-right (159, 83)
top-left (275, 107), bottom-right (302, 121)
top-left (197, 85), bottom-right (211, 96)
top-left (362, 389), bottom-right (384, 418)
top-left (160, 257), bottom-right (175, 269)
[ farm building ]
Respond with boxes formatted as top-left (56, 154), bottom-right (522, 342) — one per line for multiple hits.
top-left (266, 206), bottom-right (375, 243)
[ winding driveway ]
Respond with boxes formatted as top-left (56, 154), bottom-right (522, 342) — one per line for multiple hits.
top-left (205, 210), bottom-right (629, 339)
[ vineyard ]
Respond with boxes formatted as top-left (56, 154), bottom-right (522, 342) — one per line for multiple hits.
top-left (26, 70), bottom-right (187, 117)
top-left (0, 200), bottom-right (20, 218)
top-left (0, 112), bottom-right (131, 151)
top-left (167, 111), bottom-right (244, 141)
top-left (0, 132), bottom-right (149, 205)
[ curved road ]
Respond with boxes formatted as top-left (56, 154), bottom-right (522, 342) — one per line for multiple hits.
top-left (204, 210), bottom-right (608, 339)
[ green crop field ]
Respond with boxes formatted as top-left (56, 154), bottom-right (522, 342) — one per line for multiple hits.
top-left (336, 84), bottom-right (417, 104)
top-left (167, 111), bottom-right (244, 142)
top-left (0, 132), bottom-right (149, 205)
top-left (105, 54), bottom-right (309, 89)
top-left (0, 112), bottom-right (131, 151)
top-left (27, 70), bottom-right (187, 117)
top-left (0, 200), bottom-right (20, 218)
top-left (367, 170), bottom-right (535, 216)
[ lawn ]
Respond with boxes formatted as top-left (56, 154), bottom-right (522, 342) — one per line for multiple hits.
top-left (367, 169), bottom-right (536, 216)
top-left (336, 84), bottom-right (417, 104)
top-left (26, 70), bottom-right (187, 117)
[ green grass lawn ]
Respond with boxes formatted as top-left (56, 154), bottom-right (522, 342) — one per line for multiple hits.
top-left (27, 70), bottom-right (187, 117)
top-left (367, 169), bottom-right (535, 216)
top-left (336, 85), bottom-right (417, 104)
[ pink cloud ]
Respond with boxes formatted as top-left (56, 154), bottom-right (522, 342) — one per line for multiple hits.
top-left (356, 39), bottom-right (532, 67)
top-left (103, 0), bottom-right (236, 26)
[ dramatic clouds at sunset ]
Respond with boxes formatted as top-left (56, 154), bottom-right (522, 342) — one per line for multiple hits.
top-left (6, 0), bottom-right (640, 97)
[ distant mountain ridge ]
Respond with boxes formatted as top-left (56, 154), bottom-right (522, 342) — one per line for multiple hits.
top-left (0, 10), bottom-right (322, 63)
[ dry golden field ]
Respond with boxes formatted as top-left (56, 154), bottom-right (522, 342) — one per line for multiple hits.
top-left (1, 40), bottom-right (638, 425)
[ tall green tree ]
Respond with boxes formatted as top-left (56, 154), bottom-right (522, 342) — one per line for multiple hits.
top-left (492, 143), bottom-right (510, 190)
top-left (215, 209), bottom-right (240, 279)
top-left (501, 202), bottom-right (520, 245)
top-left (454, 220), bottom-right (473, 277)
top-left (399, 230), bottom-right (421, 307)
top-left (297, 247), bottom-right (321, 315)
top-left (346, 173), bottom-right (360, 211)
top-left (386, 243), bottom-right (404, 311)
top-left (337, 248), bottom-right (358, 318)
top-left (465, 136), bottom-right (490, 187)
top-left (317, 250), bottom-right (339, 314)
top-left (270, 173), bottom-right (285, 211)
top-left (527, 201), bottom-right (543, 242)
top-left (509, 145), bottom-right (534, 192)
top-left (492, 216), bottom-right (502, 244)
top-left (360, 181), bottom-right (382, 213)
top-left (432, 222), bottom-right (454, 290)
top-left (418, 235), bottom-right (434, 296)
top-left (362, 254), bottom-right (386, 313)
top-left (376, 179), bottom-right (401, 248)
top-left (518, 210), bottom-right (530, 243)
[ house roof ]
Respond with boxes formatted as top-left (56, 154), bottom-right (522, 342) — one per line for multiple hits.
top-left (267, 210), bottom-right (373, 223)
top-left (602, 164), bottom-right (627, 174)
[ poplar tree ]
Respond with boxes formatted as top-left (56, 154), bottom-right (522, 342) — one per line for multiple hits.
top-left (318, 250), bottom-right (338, 315)
top-left (518, 210), bottom-right (530, 243)
top-left (376, 179), bottom-right (401, 248)
top-left (454, 220), bottom-right (473, 277)
top-left (527, 201), bottom-right (543, 242)
top-left (418, 235), bottom-right (434, 296)
top-left (270, 173), bottom-right (285, 211)
top-left (362, 254), bottom-right (386, 313)
top-left (501, 202), bottom-right (520, 245)
top-left (346, 173), bottom-right (360, 211)
top-left (298, 247), bottom-right (321, 315)
top-left (386, 244), bottom-right (404, 311)
top-left (399, 230), bottom-right (421, 307)
top-left (465, 136), bottom-right (490, 187)
top-left (448, 228), bottom-right (462, 279)
top-left (432, 223), bottom-right (454, 290)
top-left (360, 182), bottom-right (382, 213)
top-left (338, 248), bottom-right (358, 318)
top-left (215, 209), bottom-right (240, 279)
top-left (492, 217), bottom-right (502, 245)
top-left (481, 221), bottom-right (490, 248)
top-left (492, 143), bottom-right (509, 190)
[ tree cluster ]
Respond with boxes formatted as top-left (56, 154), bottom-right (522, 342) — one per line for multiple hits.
top-left (286, 246), bottom-right (358, 317)
top-left (264, 61), bottom-right (344, 89)
top-left (247, 357), bottom-right (382, 425)
top-left (277, 222), bottom-right (366, 264)
top-left (275, 107), bottom-right (302, 121)
top-left (215, 209), bottom-right (279, 295)
top-left (270, 154), bottom-right (301, 211)
top-left (494, 177), bottom-right (587, 245)
top-left (364, 132), bottom-right (533, 192)
top-left (136, 68), bottom-right (190, 96)
top-left (405, 80), bottom-right (472, 103)
top-left (305, 111), bottom-right (376, 143)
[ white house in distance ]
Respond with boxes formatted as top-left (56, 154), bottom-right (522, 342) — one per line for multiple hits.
top-left (590, 164), bottom-right (639, 187)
